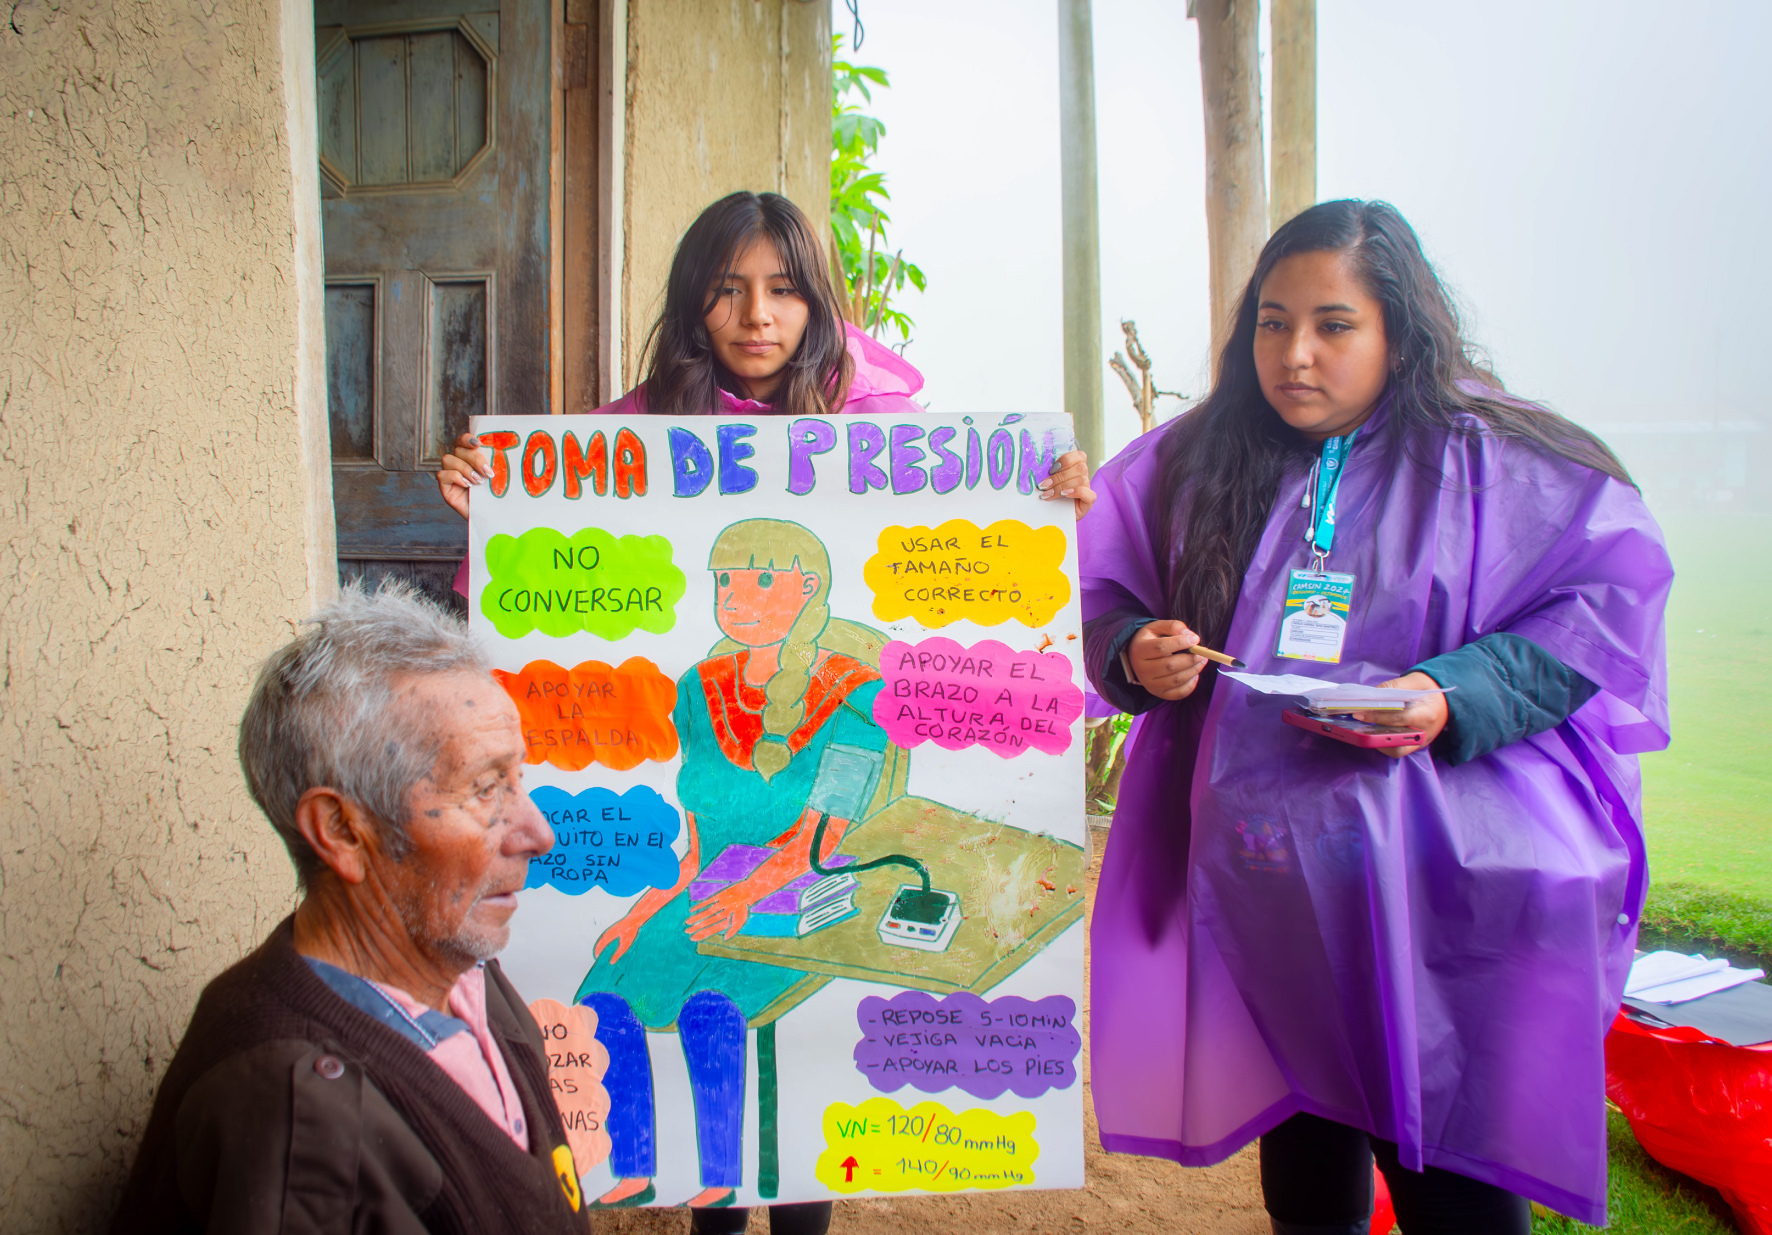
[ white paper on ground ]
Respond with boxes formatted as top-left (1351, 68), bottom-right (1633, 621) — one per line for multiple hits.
top-left (1220, 670), bottom-right (1453, 712)
top-left (1627, 951), bottom-right (1767, 1004)
top-left (1626, 950), bottom-right (1729, 994)
top-left (1633, 969), bottom-right (1766, 1004)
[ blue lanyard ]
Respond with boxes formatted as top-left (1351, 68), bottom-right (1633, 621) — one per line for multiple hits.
top-left (1303, 429), bottom-right (1358, 566)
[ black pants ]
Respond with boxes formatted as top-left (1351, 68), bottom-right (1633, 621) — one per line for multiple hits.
top-left (689, 1202), bottom-right (833, 1235)
top-left (1260, 1113), bottom-right (1530, 1235)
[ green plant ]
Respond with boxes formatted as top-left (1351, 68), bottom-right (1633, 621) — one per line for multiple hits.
top-left (831, 35), bottom-right (925, 342)
top-left (1085, 711), bottom-right (1135, 814)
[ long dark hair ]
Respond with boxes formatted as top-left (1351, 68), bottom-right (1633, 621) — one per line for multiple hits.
top-left (637, 191), bottom-right (853, 417)
top-left (1153, 198), bottom-right (1629, 648)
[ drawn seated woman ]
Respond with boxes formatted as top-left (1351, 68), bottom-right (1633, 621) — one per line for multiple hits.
top-left (576, 518), bottom-right (901, 1211)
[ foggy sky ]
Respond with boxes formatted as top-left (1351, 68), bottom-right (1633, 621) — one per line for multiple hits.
top-left (856, 0), bottom-right (1772, 462)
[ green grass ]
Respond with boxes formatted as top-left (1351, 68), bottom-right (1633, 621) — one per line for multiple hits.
top-left (1372, 1110), bottom-right (1741, 1234)
top-left (1642, 881), bottom-right (1772, 968)
top-left (1528, 1109), bottom-right (1739, 1234)
top-left (1639, 513), bottom-right (1772, 900)
top-left (1567, 511), bottom-right (1772, 1235)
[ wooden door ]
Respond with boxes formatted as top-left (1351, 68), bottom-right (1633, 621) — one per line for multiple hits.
top-left (316, 0), bottom-right (554, 609)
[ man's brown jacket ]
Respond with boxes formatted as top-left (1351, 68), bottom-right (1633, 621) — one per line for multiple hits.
top-left (111, 918), bottom-right (591, 1234)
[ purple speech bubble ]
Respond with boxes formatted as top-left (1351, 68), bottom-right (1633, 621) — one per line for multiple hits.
top-left (853, 991), bottom-right (1081, 1099)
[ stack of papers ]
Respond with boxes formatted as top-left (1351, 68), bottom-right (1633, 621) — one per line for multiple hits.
top-left (1220, 670), bottom-right (1452, 713)
top-left (1626, 950), bottom-right (1767, 1004)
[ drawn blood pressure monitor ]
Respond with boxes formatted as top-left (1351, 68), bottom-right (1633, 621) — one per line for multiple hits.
top-left (877, 883), bottom-right (963, 951)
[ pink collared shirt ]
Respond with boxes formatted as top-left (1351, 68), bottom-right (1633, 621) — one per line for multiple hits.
top-left (370, 967), bottom-right (531, 1151)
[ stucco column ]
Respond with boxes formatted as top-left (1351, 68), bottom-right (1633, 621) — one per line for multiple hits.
top-left (0, 0), bottom-right (330, 1225)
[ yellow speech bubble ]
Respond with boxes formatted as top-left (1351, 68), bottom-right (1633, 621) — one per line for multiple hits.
top-left (863, 520), bottom-right (1070, 629)
top-left (814, 1097), bottom-right (1038, 1193)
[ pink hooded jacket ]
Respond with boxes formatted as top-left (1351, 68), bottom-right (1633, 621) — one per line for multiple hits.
top-left (598, 322), bottom-right (924, 418)
top-left (452, 324), bottom-right (923, 594)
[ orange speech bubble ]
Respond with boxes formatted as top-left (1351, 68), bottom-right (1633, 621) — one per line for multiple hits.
top-left (529, 998), bottom-right (612, 1173)
top-left (493, 657), bottom-right (679, 771)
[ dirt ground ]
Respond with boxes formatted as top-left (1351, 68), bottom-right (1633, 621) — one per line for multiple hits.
top-left (595, 829), bottom-right (1269, 1235)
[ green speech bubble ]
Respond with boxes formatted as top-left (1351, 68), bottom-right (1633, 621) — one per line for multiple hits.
top-left (483, 527), bottom-right (686, 639)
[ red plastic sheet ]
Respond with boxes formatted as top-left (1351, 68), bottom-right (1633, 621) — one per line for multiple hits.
top-left (1605, 1011), bottom-right (1772, 1235)
top-left (1369, 1165), bottom-right (1396, 1234)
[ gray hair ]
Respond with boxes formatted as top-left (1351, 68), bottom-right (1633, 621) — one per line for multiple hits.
top-left (239, 582), bottom-right (489, 886)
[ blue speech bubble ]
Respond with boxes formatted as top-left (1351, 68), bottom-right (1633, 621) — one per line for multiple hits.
top-left (525, 785), bottom-right (682, 896)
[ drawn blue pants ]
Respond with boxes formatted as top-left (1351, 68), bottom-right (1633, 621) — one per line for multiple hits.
top-left (580, 993), bottom-right (656, 1179)
top-left (583, 989), bottom-right (747, 1188)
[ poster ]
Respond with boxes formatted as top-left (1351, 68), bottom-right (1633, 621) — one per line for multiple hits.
top-left (469, 412), bottom-right (1088, 1209)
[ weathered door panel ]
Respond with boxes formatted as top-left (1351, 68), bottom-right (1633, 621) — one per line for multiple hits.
top-left (321, 198), bottom-right (501, 273)
top-left (332, 469), bottom-right (472, 558)
top-left (316, 0), bottom-right (552, 608)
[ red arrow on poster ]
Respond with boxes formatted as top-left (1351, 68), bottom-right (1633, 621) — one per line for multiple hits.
top-left (840, 1156), bottom-right (859, 1183)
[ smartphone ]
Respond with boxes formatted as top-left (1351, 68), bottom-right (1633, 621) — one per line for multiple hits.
top-left (1282, 708), bottom-right (1425, 749)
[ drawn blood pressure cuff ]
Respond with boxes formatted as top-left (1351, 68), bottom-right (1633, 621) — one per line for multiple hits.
top-left (807, 743), bottom-right (886, 821)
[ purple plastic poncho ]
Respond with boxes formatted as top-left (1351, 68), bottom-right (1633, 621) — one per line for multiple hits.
top-left (1080, 403), bottom-right (1671, 1224)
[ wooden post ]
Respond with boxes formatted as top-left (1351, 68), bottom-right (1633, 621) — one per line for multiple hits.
top-left (1270, 0), bottom-right (1316, 232)
top-left (596, 0), bottom-right (626, 403)
top-left (1058, 0), bottom-right (1105, 468)
top-left (560, 0), bottom-right (598, 414)
top-left (1189, 0), bottom-right (1267, 363)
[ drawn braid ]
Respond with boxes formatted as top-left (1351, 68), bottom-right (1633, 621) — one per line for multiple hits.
top-left (754, 593), bottom-right (829, 781)
top-left (706, 519), bottom-right (835, 783)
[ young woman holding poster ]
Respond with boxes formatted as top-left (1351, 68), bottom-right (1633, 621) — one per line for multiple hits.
top-left (1081, 200), bottom-right (1670, 1235)
top-left (434, 192), bottom-right (1092, 1231)
top-left (437, 191), bottom-right (1094, 518)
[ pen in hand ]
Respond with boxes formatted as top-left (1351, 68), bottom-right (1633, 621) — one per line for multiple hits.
top-left (1183, 643), bottom-right (1246, 669)
top-left (1123, 621), bottom-right (1241, 702)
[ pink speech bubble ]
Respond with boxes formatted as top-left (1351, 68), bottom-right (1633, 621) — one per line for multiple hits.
top-left (872, 637), bottom-right (1084, 758)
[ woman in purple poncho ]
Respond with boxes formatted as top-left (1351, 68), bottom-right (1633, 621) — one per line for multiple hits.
top-left (1082, 200), bottom-right (1670, 1234)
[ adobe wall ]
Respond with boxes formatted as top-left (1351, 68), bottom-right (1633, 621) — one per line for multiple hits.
top-left (621, 0), bottom-right (832, 386)
top-left (0, 0), bottom-right (330, 1227)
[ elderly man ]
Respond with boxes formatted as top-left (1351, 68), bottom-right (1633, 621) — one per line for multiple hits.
top-left (113, 586), bottom-right (588, 1232)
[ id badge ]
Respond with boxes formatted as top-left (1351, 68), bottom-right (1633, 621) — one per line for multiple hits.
top-left (1276, 570), bottom-right (1355, 663)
